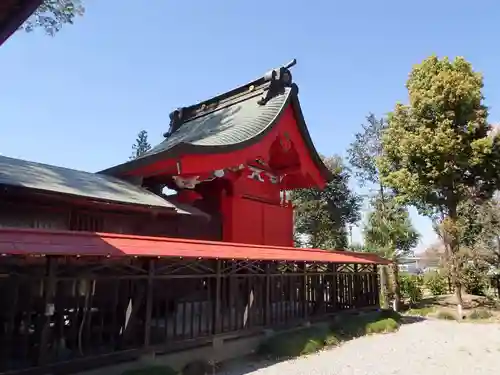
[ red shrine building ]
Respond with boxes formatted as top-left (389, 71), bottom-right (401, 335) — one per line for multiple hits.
top-left (99, 59), bottom-right (331, 247)
top-left (0, 2), bottom-right (387, 374)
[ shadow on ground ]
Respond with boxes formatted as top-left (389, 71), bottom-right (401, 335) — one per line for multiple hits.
top-left (216, 355), bottom-right (279, 375)
top-left (216, 311), bottom-right (425, 375)
top-left (399, 315), bottom-right (426, 324)
top-left (415, 294), bottom-right (500, 310)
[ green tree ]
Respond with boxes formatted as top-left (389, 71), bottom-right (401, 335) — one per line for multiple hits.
top-left (130, 130), bottom-right (152, 160)
top-left (460, 197), bottom-right (500, 272)
top-left (363, 194), bottom-right (420, 310)
top-left (378, 56), bottom-right (500, 308)
top-left (347, 113), bottom-right (394, 307)
top-left (22, 0), bottom-right (84, 36)
top-left (347, 113), bottom-right (387, 192)
top-left (293, 156), bottom-right (361, 249)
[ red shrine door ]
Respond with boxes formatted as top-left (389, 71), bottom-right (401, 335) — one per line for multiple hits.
top-left (222, 196), bottom-right (293, 247)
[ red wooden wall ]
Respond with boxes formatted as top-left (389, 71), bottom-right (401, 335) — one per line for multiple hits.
top-left (220, 171), bottom-right (293, 247)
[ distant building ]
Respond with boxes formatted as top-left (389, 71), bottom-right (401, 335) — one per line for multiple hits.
top-left (398, 256), bottom-right (440, 274)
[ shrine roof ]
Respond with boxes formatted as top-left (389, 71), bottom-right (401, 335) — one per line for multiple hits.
top-left (0, 227), bottom-right (390, 265)
top-left (145, 88), bottom-right (290, 156)
top-left (0, 155), bottom-right (205, 216)
top-left (101, 60), bottom-right (330, 181)
top-left (0, 0), bottom-right (42, 46)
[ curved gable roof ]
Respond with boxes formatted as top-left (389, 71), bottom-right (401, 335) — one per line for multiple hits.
top-left (144, 87), bottom-right (291, 157)
top-left (101, 61), bottom-right (331, 182)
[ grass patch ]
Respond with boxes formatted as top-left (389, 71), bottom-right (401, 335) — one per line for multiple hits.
top-left (405, 306), bottom-right (436, 316)
top-left (436, 310), bottom-right (457, 320)
top-left (468, 309), bottom-right (493, 320)
top-left (258, 310), bottom-right (401, 359)
top-left (121, 365), bottom-right (177, 375)
top-left (257, 326), bottom-right (330, 358)
top-left (365, 318), bottom-right (399, 334)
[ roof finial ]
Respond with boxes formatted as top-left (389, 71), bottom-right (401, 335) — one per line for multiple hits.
top-left (163, 108), bottom-right (184, 138)
top-left (258, 59), bottom-right (297, 106)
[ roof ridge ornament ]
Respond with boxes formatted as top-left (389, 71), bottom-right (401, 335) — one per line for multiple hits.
top-left (164, 107), bottom-right (185, 138)
top-left (258, 59), bottom-right (297, 106)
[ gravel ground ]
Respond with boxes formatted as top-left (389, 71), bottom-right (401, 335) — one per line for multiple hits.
top-left (220, 320), bottom-right (500, 375)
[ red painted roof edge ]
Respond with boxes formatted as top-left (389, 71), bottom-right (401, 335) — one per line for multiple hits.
top-left (0, 227), bottom-right (390, 264)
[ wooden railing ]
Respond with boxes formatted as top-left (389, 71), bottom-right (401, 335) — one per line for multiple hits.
top-left (0, 256), bottom-right (380, 374)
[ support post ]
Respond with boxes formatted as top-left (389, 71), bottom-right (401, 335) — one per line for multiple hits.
top-left (374, 265), bottom-right (380, 307)
top-left (213, 260), bottom-right (222, 334)
top-left (37, 256), bottom-right (57, 366)
top-left (302, 262), bottom-right (308, 320)
top-left (144, 258), bottom-right (155, 348)
top-left (353, 264), bottom-right (359, 308)
top-left (265, 262), bottom-right (271, 325)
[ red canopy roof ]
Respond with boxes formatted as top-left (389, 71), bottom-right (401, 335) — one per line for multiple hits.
top-left (0, 228), bottom-right (389, 264)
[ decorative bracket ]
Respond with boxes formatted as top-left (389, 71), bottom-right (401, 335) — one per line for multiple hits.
top-left (258, 59), bottom-right (297, 106)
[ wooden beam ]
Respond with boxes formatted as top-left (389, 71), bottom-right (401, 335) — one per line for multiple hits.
top-left (143, 258), bottom-right (155, 347)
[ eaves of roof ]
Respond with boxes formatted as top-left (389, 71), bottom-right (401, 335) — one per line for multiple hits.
top-left (0, 0), bottom-right (42, 46)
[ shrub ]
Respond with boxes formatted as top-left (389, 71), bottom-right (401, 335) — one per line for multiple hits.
top-left (365, 318), bottom-right (399, 334)
top-left (399, 274), bottom-right (423, 305)
top-left (324, 333), bottom-right (341, 346)
top-left (122, 366), bottom-right (177, 375)
top-left (436, 310), bottom-right (456, 320)
top-left (405, 306), bottom-right (435, 316)
top-left (181, 360), bottom-right (214, 375)
top-left (463, 266), bottom-right (488, 296)
top-left (468, 309), bottom-right (493, 320)
top-left (424, 272), bottom-right (447, 296)
top-left (332, 311), bottom-right (401, 339)
top-left (257, 326), bottom-right (328, 358)
top-left (258, 311), bottom-right (401, 359)
top-left (378, 309), bottom-right (403, 323)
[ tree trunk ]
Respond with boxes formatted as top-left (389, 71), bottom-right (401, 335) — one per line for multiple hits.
top-left (445, 208), bottom-right (464, 315)
top-left (389, 258), bottom-right (401, 312)
top-left (379, 266), bottom-right (390, 309)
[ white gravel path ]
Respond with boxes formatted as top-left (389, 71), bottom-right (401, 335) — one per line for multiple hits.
top-left (222, 320), bottom-right (500, 375)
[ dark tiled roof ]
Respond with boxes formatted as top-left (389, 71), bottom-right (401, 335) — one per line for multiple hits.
top-left (0, 0), bottom-right (42, 46)
top-left (143, 87), bottom-right (291, 158)
top-left (101, 60), bottom-right (330, 181)
top-left (0, 155), bottom-right (203, 215)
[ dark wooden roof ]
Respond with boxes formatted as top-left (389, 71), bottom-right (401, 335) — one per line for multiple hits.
top-left (0, 154), bottom-right (207, 216)
top-left (0, 0), bottom-right (42, 46)
top-left (101, 60), bottom-right (331, 181)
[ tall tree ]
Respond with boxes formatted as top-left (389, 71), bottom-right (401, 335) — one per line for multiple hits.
top-left (130, 130), bottom-right (152, 160)
top-left (363, 194), bottom-right (420, 310)
top-left (378, 56), bottom-right (500, 310)
top-left (293, 156), bottom-right (361, 249)
top-left (22, 0), bottom-right (84, 36)
top-left (348, 113), bottom-right (394, 306)
top-left (460, 197), bottom-right (500, 271)
top-left (347, 113), bottom-right (387, 192)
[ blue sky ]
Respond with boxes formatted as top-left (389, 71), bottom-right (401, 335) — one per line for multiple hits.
top-left (1, 0), bottom-right (499, 251)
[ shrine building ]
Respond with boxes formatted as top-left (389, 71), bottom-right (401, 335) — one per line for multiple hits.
top-left (0, 2), bottom-right (387, 374)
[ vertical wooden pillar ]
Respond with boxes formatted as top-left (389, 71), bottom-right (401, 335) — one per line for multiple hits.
top-left (213, 259), bottom-right (222, 334)
top-left (374, 265), bottom-right (380, 307)
top-left (353, 264), bottom-right (359, 308)
top-left (331, 263), bottom-right (338, 312)
top-left (0, 276), bottom-right (20, 371)
top-left (264, 262), bottom-right (271, 325)
top-left (302, 262), bottom-right (308, 320)
top-left (144, 258), bottom-right (155, 348)
top-left (37, 256), bottom-right (57, 366)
